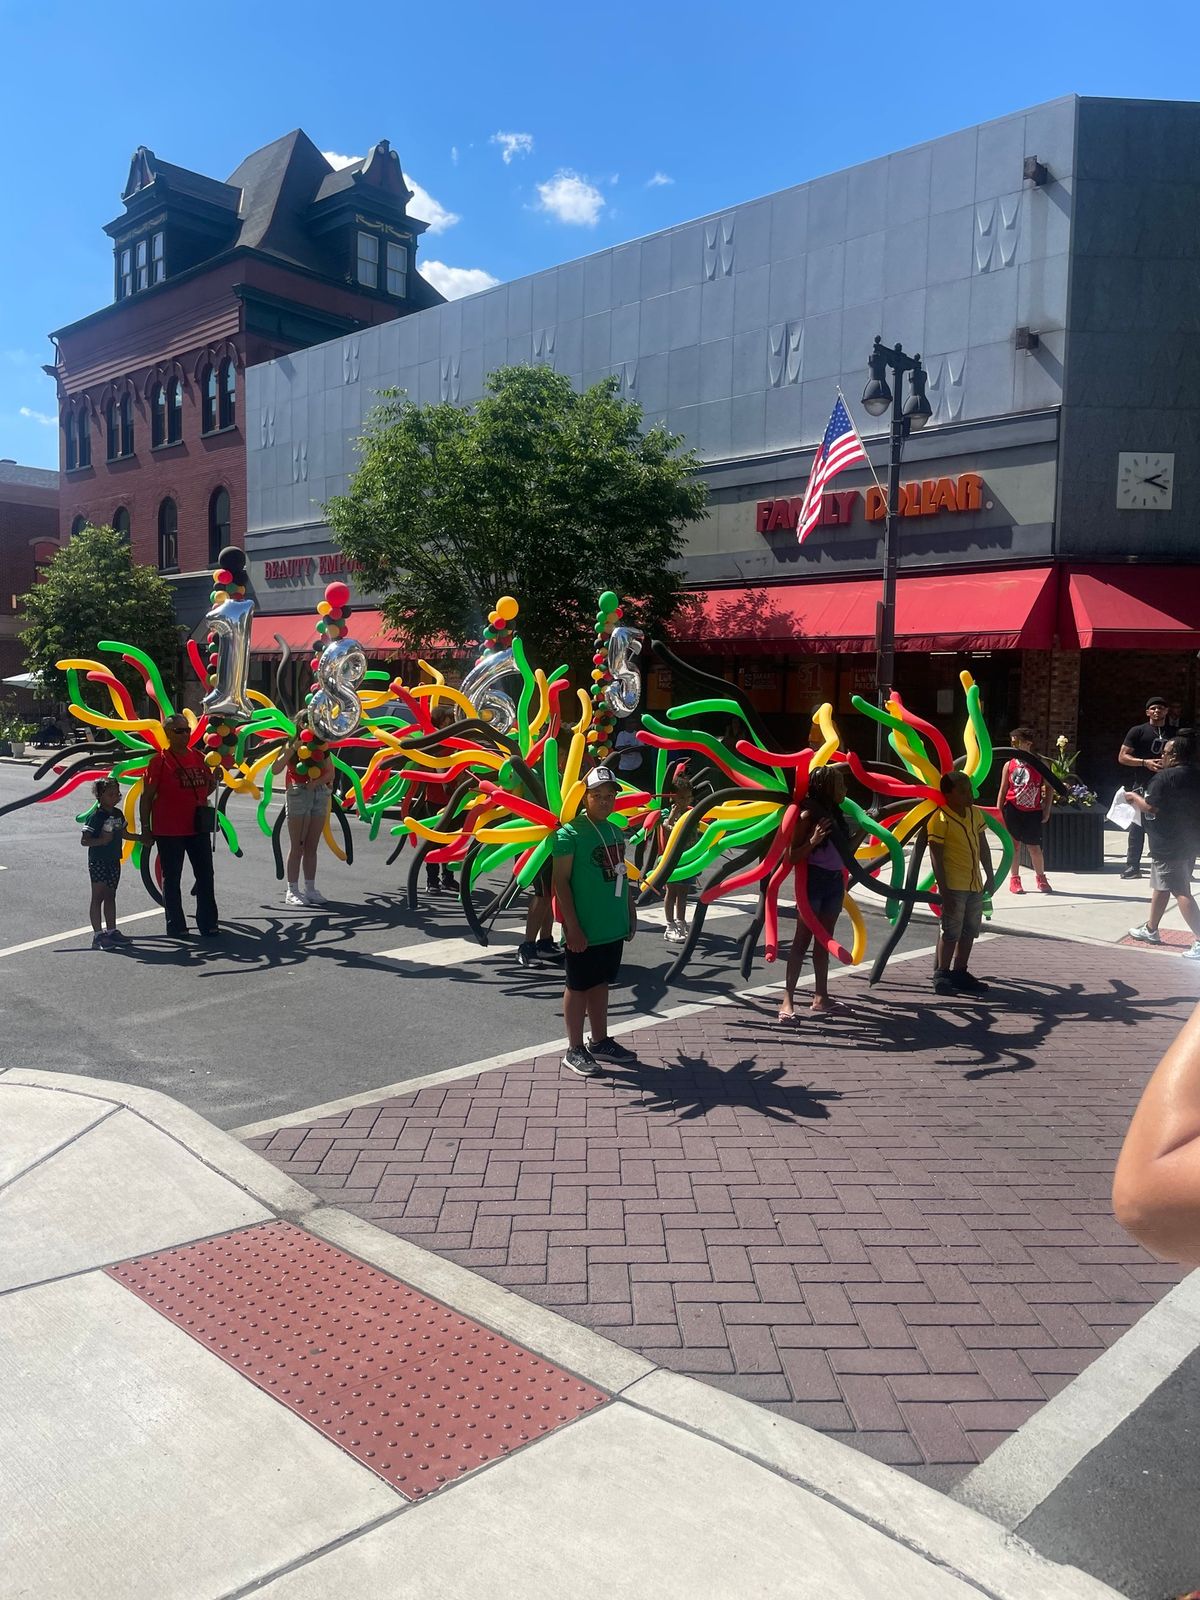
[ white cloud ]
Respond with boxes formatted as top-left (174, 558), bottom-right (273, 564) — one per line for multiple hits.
top-left (535, 169), bottom-right (605, 226)
top-left (420, 261), bottom-right (501, 300)
top-left (321, 149), bottom-right (459, 234)
top-left (647, 171), bottom-right (674, 187)
top-left (450, 145), bottom-right (459, 165)
top-left (492, 131), bottom-right (534, 165)
top-left (406, 179), bottom-right (460, 234)
top-left (19, 406), bottom-right (55, 427)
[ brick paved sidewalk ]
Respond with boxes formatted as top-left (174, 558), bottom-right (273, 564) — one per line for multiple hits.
top-left (252, 936), bottom-right (1197, 1490)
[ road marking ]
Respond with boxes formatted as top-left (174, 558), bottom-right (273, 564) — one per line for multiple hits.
top-left (231, 937), bottom-right (953, 1139)
top-left (375, 898), bottom-right (755, 969)
top-left (0, 909), bottom-right (163, 961)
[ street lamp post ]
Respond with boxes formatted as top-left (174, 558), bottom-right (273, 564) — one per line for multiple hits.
top-left (860, 336), bottom-right (931, 762)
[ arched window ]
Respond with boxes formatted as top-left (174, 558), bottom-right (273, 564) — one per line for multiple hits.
top-left (70, 515), bottom-right (88, 536)
top-left (119, 392), bottom-right (134, 457)
top-left (218, 359), bottom-right (236, 429)
top-left (105, 398), bottom-right (118, 460)
top-left (76, 407), bottom-right (91, 468)
top-left (208, 487), bottom-right (231, 565)
top-left (166, 377), bottom-right (183, 444)
top-left (157, 498), bottom-right (178, 570)
top-left (112, 506), bottom-right (130, 542)
top-left (201, 365), bottom-right (217, 433)
top-left (64, 411), bottom-right (77, 472)
top-left (151, 382), bottom-right (165, 448)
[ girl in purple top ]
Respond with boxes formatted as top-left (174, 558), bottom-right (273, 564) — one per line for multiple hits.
top-left (779, 764), bottom-right (850, 1021)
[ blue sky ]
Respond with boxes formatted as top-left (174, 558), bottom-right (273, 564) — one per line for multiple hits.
top-left (3, 0), bottom-right (1198, 470)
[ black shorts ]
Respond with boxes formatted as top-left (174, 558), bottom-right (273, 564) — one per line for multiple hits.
top-left (803, 863), bottom-right (845, 920)
top-left (564, 938), bottom-right (624, 992)
top-left (88, 860), bottom-right (121, 889)
top-left (1003, 803), bottom-right (1044, 847)
top-left (531, 864), bottom-right (552, 898)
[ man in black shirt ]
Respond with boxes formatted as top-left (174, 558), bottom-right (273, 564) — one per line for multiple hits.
top-left (1117, 695), bottom-right (1177, 878)
top-left (1126, 730), bottom-right (1200, 959)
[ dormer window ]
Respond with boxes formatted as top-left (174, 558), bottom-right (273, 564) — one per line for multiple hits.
top-left (386, 241), bottom-right (407, 297)
top-left (356, 230), bottom-right (379, 289)
top-left (115, 230), bottom-right (166, 300)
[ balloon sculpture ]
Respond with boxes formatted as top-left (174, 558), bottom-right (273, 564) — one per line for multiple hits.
top-left (0, 559), bottom-right (1063, 984)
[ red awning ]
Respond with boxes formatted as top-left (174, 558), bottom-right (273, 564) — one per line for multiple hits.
top-left (675, 566), bottom-right (1059, 655)
top-left (1059, 565), bottom-right (1200, 651)
top-left (251, 610), bottom-right (416, 656)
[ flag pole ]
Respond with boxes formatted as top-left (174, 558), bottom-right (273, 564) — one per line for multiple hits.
top-left (835, 386), bottom-right (886, 500)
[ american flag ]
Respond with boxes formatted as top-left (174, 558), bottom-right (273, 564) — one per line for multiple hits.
top-left (795, 395), bottom-right (869, 544)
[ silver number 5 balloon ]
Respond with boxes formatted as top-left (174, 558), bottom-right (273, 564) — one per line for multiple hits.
top-left (309, 636), bottom-right (367, 740)
top-left (201, 595), bottom-right (255, 724)
top-left (605, 625), bottom-right (643, 718)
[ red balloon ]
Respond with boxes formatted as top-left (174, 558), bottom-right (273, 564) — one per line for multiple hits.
top-left (325, 580), bottom-right (351, 607)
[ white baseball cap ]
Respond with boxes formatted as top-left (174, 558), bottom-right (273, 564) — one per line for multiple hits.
top-left (585, 766), bottom-right (618, 789)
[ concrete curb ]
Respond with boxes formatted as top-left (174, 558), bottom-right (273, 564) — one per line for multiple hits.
top-left (2, 1066), bottom-right (1124, 1598)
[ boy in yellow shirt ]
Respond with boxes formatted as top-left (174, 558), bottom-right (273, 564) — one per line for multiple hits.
top-left (927, 771), bottom-right (996, 996)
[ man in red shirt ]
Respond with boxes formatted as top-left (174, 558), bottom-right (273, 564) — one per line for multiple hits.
top-left (139, 715), bottom-right (221, 939)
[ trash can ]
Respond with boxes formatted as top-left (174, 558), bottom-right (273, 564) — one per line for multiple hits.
top-left (1041, 806), bottom-right (1105, 873)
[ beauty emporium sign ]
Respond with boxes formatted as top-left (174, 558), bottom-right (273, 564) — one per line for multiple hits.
top-left (261, 552), bottom-right (363, 584)
top-left (756, 473), bottom-right (986, 535)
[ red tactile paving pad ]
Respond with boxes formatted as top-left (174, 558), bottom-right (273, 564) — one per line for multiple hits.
top-left (106, 1219), bottom-right (607, 1499)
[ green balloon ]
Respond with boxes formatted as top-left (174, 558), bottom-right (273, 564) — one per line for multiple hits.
top-left (598, 590), bottom-right (619, 612)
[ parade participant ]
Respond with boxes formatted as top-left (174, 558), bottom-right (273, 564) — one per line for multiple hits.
top-left (139, 715), bottom-right (221, 940)
top-left (999, 727), bottom-right (1052, 894)
top-left (81, 776), bottom-right (145, 949)
top-left (1118, 695), bottom-right (1177, 879)
top-left (661, 765), bottom-right (694, 944)
top-left (552, 767), bottom-right (638, 1077)
top-left (272, 712), bottom-right (335, 907)
top-left (928, 771), bottom-right (996, 996)
top-left (778, 764), bottom-right (850, 1020)
top-left (424, 703), bottom-right (459, 899)
top-left (1126, 731), bottom-right (1200, 959)
top-left (516, 867), bottom-right (561, 967)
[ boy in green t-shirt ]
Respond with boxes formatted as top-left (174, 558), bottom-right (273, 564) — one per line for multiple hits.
top-left (927, 771), bottom-right (996, 997)
top-left (552, 768), bottom-right (638, 1077)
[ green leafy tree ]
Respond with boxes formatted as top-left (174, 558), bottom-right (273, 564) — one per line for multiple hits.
top-left (20, 524), bottom-right (181, 704)
top-left (325, 365), bottom-right (708, 672)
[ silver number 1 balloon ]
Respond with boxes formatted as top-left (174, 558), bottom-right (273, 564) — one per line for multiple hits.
top-left (201, 595), bottom-right (255, 724)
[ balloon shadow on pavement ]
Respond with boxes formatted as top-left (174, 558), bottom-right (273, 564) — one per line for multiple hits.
top-left (601, 1049), bottom-right (842, 1125)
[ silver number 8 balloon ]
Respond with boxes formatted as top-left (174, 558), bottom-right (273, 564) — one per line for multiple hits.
top-left (460, 647), bottom-right (517, 736)
top-left (309, 636), bottom-right (367, 740)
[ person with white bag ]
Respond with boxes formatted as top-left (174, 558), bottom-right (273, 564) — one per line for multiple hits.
top-left (1124, 730), bottom-right (1200, 959)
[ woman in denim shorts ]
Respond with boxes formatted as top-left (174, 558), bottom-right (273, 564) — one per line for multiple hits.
top-left (273, 713), bottom-right (335, 907)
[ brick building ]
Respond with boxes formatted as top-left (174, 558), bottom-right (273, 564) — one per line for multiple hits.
top-left (0, 461), bottom-right (60, 687)
top-left (48, 131), bottom-right (442, 628)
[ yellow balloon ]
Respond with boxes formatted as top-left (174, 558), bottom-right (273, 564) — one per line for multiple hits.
top-left (591, 669), bottom-right (603, 681)
top-left (317, 600), bottom-right (333, 616)
top-left (204, 752), bottom-right (222, 769)
top-left (496, 595), bottom-right (519, 621)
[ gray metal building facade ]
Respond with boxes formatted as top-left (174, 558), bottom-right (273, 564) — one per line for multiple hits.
top-left (241, 95), bottom-right (1200, 773)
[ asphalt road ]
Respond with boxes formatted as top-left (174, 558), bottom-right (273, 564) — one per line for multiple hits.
top-left (0, 764), bottom-right (934, 1130)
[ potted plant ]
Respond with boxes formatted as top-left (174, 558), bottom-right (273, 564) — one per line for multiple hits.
top-left (1043, 734), bottom-right (1103, 872)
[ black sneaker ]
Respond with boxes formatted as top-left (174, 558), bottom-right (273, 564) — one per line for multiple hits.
top-left (950, 969), bottom-right (989, 994)
top-left (562, 1046), bottom-right (602, 1077)
top-left (516, 940), bottom-right (538, 967)
top-left (1120, 866), bottom-right (1143, 880)
top-left (439, 876), bottom-right (457, 895)
top-left (587, 1035), bottom-right (637, 1064)
top-left (932, 968), bottom-right (955, 995)
top-left (535, 938), bottom-right (564, 961)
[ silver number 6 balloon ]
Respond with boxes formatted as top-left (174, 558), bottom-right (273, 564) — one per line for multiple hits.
top-left (309, 636), bottom-right (367, 740)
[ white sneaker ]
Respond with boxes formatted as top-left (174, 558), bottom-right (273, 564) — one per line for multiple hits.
top-left (284, 888), bottom-right (308, 907)
top-left (1183, 942), bottom-right (1200, 961)
top-left (301, 887), bottom-right (328, 906)
top-left (1129, 924), bottom-right (1162, 944)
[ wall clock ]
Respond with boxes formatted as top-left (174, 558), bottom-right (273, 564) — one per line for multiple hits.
top-left (1116, 452), bottom-right (1174, 510)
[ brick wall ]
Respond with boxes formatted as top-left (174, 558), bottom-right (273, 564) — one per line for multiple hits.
top-left (0, 475), bottom-right (60, 690)
top-left (1018, 649), bottom-right (1082, 752)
